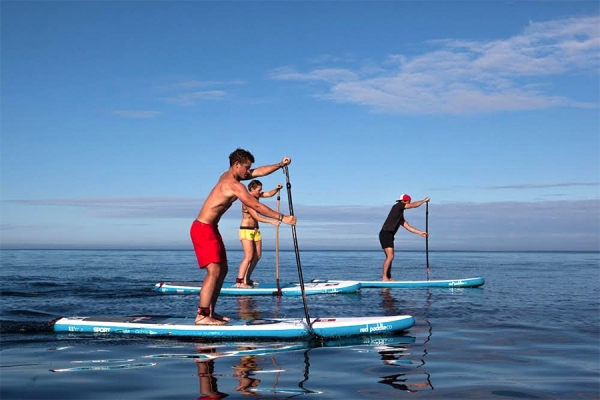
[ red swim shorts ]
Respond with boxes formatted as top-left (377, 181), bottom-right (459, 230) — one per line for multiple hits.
top-left (190, 220), bottom-right (227, 268)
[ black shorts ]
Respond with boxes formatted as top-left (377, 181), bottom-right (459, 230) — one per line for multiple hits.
top-left (379, 230), bottom-right (395, 249)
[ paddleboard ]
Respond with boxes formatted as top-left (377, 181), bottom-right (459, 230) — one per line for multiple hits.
top-left (355, 277), bottom-right (485, 288)
top-left (52, 314), bottom-right (415, 339)
top-left (154, 279), bottom-right (361, 296)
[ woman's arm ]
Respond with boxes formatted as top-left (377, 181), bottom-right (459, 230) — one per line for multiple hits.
top-left (261, 184), bottom-right (283, 198)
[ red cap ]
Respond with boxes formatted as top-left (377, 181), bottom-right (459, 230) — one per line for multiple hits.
top-left (399, 194), bottom-right (411, 203)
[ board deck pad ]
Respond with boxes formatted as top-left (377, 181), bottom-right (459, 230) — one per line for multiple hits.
top-left (154, 279), bottom-right (361, 296)
top-left (53, 314), bottom-right (415, 339)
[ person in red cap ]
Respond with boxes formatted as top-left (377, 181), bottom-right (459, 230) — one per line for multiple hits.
top-left (379, 194), bottom-right (430, 281)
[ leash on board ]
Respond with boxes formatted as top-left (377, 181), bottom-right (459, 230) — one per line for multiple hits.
top-left (283, 165), bottom-right (313, 334)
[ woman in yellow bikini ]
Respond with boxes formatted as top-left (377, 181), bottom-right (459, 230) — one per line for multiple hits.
top-left (236, 180), bottom-right (282, 288)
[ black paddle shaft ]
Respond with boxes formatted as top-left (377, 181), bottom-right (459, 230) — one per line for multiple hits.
top-left (426, 201), bottom-right (430, 280)
top-left (283, 166), bottom-right (313, 331)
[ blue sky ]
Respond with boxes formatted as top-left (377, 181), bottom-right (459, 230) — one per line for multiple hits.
top-left (1, 1), bottom-right (599, 251)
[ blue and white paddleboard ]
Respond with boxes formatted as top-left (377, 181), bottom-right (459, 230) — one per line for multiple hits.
top-left (355, 277), bottom-right (485, 288)
top-left (154, 277), bottom-right (484, 294)
top-left (52, 315), bottom-right (415, 339)
top-left (154, 280), bottom-right (361, 296)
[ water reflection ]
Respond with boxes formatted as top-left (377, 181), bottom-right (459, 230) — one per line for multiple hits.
top-left (195, 356), bottom-right (228, 399)
top-left (236, 297), bottom-right (261, 320)
top-left (379, 288), bottom-right (435, 392)
top-left (378, 372), bottom-right (432, 393)
top-left (231, 346), bottom-right (265, 394)
top-left (47, 335), bottom-right (429, 397)
top-left (190, 343), bottom-right (321, 398)
top-left (183, 333), bottom-right (426, 398)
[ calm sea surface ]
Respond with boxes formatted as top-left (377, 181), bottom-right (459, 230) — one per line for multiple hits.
top-left (1, 249), bottom-right (598, 399)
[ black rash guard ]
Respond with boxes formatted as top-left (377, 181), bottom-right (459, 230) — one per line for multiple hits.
top-left (380, 201), bottom-right (406, 235)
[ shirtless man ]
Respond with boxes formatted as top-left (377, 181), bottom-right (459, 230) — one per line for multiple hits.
top-left (190, 148), bottom-right (296, 325)
top-left (236, 180), bottom-right (282, 289)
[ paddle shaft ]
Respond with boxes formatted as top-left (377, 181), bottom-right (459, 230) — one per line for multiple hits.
top-left (283, 165), bottom-right (313, 332)
top-left (426, 201), bottom-right (430, 280)
top-left (275, 190), bottom-right (282, 296)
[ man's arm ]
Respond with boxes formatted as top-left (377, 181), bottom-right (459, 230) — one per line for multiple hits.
top-left (261, 184), bottom-right (283, 198)
top-left (402, 221), bottom-right (427, 237)
top-left (405, 197), bottom-right (430, 210)
top-left (247, 208), bottom-right (279, 226)
top-left (249, 157), bottom-right (291, 179)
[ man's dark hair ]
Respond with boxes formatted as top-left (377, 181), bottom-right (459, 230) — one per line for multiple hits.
top-left (247, 180), bottom-right (262, 191)
top-left (229, 148), bottom-right (255, 167)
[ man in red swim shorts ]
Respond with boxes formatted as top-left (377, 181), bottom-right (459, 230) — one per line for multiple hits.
top-left (191, 148), bottom-right (297, 325)
top-left (191, 221), bottom-right (227, 269)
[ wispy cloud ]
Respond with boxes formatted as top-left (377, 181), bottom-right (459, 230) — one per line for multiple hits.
top-left (269, 15), bottom-right (600, 115)
top-left (7, 197), bottom-right (201, 218)
top-left (269, 67), bottom-right (359, 83)
top-left (163, 90), bottom-right (227, 106)
top-left (157, 78), bottom-right (245, 106)
top-left (485, 182), bottom-right (600, 190)
top-left (159, 79), bottom-right (246, 91)
top-left (111, 110), bottom-right (162, 118)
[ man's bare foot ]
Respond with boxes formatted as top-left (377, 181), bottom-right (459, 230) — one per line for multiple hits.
top-left (382, 277), bottom-right (395, 282)
top-left (237, 283), bottom-right (253, 289)
top-left (195, 315), bottom-right (227, 325)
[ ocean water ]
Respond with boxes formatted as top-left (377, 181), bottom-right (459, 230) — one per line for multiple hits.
top-left (0, 249), bottom-right (598, 399)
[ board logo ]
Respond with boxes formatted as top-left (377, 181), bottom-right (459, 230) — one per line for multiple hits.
top-left (360, 322), bottom-right (392, 333)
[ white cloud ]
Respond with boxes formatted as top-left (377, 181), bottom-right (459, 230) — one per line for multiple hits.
top-left (155, 78), bottom-right (245, 106)
top-left (111, 110), bottom-right (162, 118)
top-left (163, 90), bottom-right (226, 106)
top-left (269, 15), bottom-right (600, 115)
top-left (159, 79), bottom-right (246, 90)
top-left (485, 182), bottom-right (600, 190)
top-left (269, 67), bottom-right (358, 83)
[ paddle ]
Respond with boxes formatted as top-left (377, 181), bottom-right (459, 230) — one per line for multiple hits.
top-left (275, 188), bottom-right (282, 296)
top-left (282, 165), bottom-right (313, 333)
top-left (426, 201), bottom-right (430, 281)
